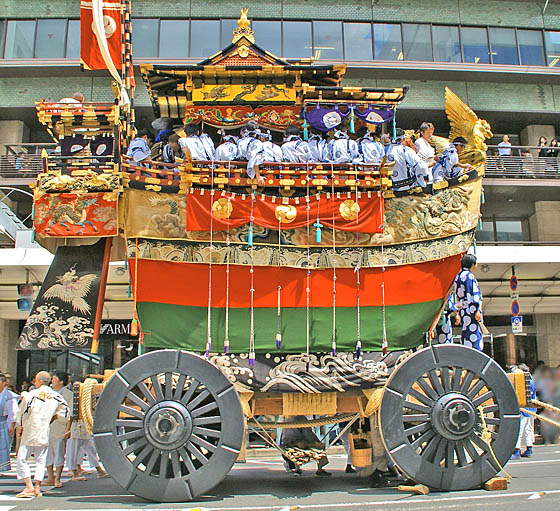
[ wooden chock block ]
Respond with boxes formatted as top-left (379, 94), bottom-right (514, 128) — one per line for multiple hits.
top-left (397, 484), bottom-right (430, 495)
top-left (484, 477), bottom-right (509, 491)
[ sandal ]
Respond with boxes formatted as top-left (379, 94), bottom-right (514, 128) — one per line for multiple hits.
top-left (16, 491), bottom-right (35, 498)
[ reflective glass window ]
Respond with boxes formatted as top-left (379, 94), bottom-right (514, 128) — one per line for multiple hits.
top-left (253, 21), bottom-right (281, 56)
top-left (373, 23), bottom-right (402, 60)
top-left (0, 20), bottom-right (6, 56)
top-left (461, 27), bottom-right (490, 64)
top-left (544, 31), bottom-right (560, 67)
top-left (66, 20), bottom-right (80, 58)
top-left (313, 21), bottom-right (343, 60)
top-left (432, 25), bottom-right (460, 62)
top-left (475, 220), bottom-right (494, 242)
top-left (132, 18), bottom-right (159, 58)
top-left (343, 22), bottom-right (373, 61)
top-left (517, 29), bottom-right (545, 66)
top-left (489, 27), bottom-right (519, 65)
top-left (4, 20), bottom-right (35, 59)
top-left (35, 19), bottom-right (66, 58)
top-left (283, 21), bottom-right (312, 59)
top-left (402, 24), bottom-right (432, 61)
top-left (220, 19), bottom-right (237, 48)
top-left (190, 20), bottom-right (220, 59)
top-left (159, 20), bottom-right (189, 58)
top-left (495, 220), bottom-right (523, 241)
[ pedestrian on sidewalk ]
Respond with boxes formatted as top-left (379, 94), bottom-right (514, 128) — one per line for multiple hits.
top-left (511, 364), bottom-right (536, 460)
top-left (0, 373), bottom-right (18, 474)
top-left (12, 371), bottom-right (68, 498)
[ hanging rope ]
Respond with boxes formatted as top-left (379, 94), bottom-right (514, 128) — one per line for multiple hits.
top-left (224, 162), bottom-right (232, 354)
top-left (331, 163), bottom-right (337, 356)
top-left (130, 237), bottom-right (139, 337)
top-left (380, 189), bottom-right (388, 355)
top-left (276, 198), bottom-right (282, 350)
top-left (206, 161), bottom-right (215, 358)
top-left (305, 163), bottom-right (311, 371)
top-left (249, 191), bottom-right (256, 366)
top-left (354, 171), bottom-right (361, 359)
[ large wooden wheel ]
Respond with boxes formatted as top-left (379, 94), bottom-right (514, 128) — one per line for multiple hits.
top-left (379, 344), bottom-right (520, 491)
top-left (93, 350), bottom-right (244, 502)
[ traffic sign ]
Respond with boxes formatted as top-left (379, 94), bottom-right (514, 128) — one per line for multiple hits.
top-left (511, 300), bottom-right (520, 316)
top-left (511, 315), bottom-right (523, 333)
top-left (510, 291), bottom-right (519, 301)
top-left (510, 275), bottom-right (518, 291)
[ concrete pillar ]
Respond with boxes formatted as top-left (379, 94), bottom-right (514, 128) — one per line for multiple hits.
top-left (535, 314), bottom-right (560, 366)
top-left (0, 120), bottom-right (29, 155)
top-left (529, 201), bottom-right (560, 242)
top-left (0, 319), bottom-right (19, 378)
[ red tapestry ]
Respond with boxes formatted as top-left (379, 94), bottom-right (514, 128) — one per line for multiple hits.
top-left (185, 191), bottom-right (383, 233)
top-left (183, 106), bottom-right (300, 130)
top-left (34, 192), bottom-right (118, 237)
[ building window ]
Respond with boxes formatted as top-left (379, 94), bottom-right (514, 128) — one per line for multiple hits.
top-left (283, 21), bottom-right (312, 59)
top-left (0, 20), bottom-right (7, 56)
top-left (373, 23), bottom-right (402, 60)
top-left (461, 27), bottom-right (490, 64)
top-left (432, 25), bottom-right (461, 63)
top-left (190, 20), bottom-right (220, 59)
top-left (544, 31), bottom-right (560, 67)
top-left (475, 220), bottom-right (494, 242)
top-left (402, 24), bottom-right (432, 61)
top-left (4, 20), bottom-right (35, 59)
top-left (313, 21), bottom-right (343, 60)
top-left (253, 21), bottom-right (281, 57)
top-left (35, 19), bottom-right (67, 58)
top-left (517, 30), bottom-right (545, 66)
top-left (495, 220), bottom-right (524, 241)
top-left (343, 22), bottom-right (373, 61)
top-left (131, 18), bottom-right (159, 58)
top-left (159, 20), bottom-right (189, 59)
top-left (489, 27), bottom-right (519, 65)
top-left (66, 20), bottom-right (80, 59)
top-left (220, 19), bottom-right (237, 48)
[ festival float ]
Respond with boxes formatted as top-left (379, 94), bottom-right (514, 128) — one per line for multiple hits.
top-left (17, 4), bottom-right (530, 502)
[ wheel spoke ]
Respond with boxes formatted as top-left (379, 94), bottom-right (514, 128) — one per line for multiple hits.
top-left (117, 428), bottom-right (145, 442)
top-left (126, 390), bottom-right (150, 411)
top-left (421, 435), bottom-right (441, 461)
top-left (151, 374), bottom-right (165, 402)
top-left (180, 380), bottom-right (200, 406)
top-left (190, 401), bottom-right (218, 418)
top-left (470, 433), bottom-right (489, 454)
top-left (472, 391), bottom-right (494, 408)
top-left (165, 372), bottom-right (173, 400)
top-left (187, 389), bottom-right (210, 411)
top-left (122, 437), bottom-right (148, 456)
top-left (403, 414), bottom-right (430, 423)
top-left (131, 443), bottom-right (154, 468)
top-left (411, 428), bottom-right (435, 450)
top-left (178, 446), bottom-right (197, 474)
top-left (173, 374), bottom-right (187, 401)
top-left (451, 367), bottom-right (462, 391)
top-left (116, 418), bottom-right (143, 429)
top-left (187, 441), bottom-right (210, 464)
top-left (192, 426), bottom-right (222, 438)
top-left (428, 370), bottom-right (445, 396)
top-left (445, 440), bottom-right (455, 468)
top-left (484, 417), bottom-right (500, 426)
top-left (409, 387), bottom-right (434, 407)
top-left (404, 421), bottom-right (431, 438)
top-left (440, 366), bottom-right (451, 392)
top-left (136, 381), bottom-right (157, 406)
top-left (482, 404), bottom-right (499, 413)
top-left (455, 441), bottom-right (468, 467)
top-left (403, 400), bottom-right (431, 414)
top-left (159, 451), bottom-right (170, 478)
top-left (119, 405), bottom-right (144, 420)
top-left (144, 448), bottom-right (161, 476)
top-left (170, 450), bottom-right (182, 478)
top-left (190, 434), bottom-right (217, 453)
top-left (433, 437), bottom-right (448, 465)
top-left (459, 370), bottom-right (475, 395)
top-left (463, 436), bottom-right (480, 461)
top-left (193, 415), bottom-right (222, 426)
top-left (467, 378), bottom-right (486, 400)
top-left (417, 377), bottom-right (439, 401)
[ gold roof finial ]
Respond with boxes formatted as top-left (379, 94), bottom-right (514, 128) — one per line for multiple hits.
top-left (232, 8), bottom-right (255, 44)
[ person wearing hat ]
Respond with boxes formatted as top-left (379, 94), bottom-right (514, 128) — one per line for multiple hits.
top-left (326, 129), bottom-right (360, 164)
top-left (356, 126), bottom-right (384, 164)
top-left (237, 121), bottom-right (260, 161)
top-left (510, 364), bottom-right (536, 459)
top-left (453, 254), bottom-right (483, 350)
top-left (432, 137), bottom-right (473, 182)
top-left (258, 130), bottom-right (283, 163)
top-left (308, 128), bottom-right (328, 163)
top-left (281, 125), bottom-right (312, 163)
top-left (386, 128), bottom-right (429, 191)
top-left (214, 132), bottom-right (239, 161)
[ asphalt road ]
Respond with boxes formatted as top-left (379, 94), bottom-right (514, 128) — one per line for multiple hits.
top-left (1, 444), bottom-right (559, 511)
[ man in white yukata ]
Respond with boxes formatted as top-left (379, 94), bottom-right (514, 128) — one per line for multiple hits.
top-left (282, 125), bottom-right (312, 163)
top-left (13, 371), bottom-right (68, 498)
top-left (414, 122), bottom-right (436, 182)
top-left (386, 128), bottom-right (430, 191)
top-left (214, 133), bottom-right (238, 161)
top-left (356, 126), bottom-right (384, 163)
top-left (236, 121), bottom-right (260, 161)
top-left (308, 129), bottom-right (328, 162)
top-left (326, 129), bottom-right (360, 163)
top-left (258, 130), bottom-right (283, 162)
top-left (432, 136), bottom-right (472, 182)
top-left (126, 129), bottom-right (153, 165)
top-left (0, 373), bottom-right (18, 474)
top-left (179, 123), bottom-right (211, 161)
top-left (44, 372), bottom-right (72, 488)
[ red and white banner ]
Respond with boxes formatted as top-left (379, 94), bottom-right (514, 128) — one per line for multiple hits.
top-left (80, 1), bottom-right (122, 71)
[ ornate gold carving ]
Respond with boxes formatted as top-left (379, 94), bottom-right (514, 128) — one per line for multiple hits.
top-left (212, 197), bottom-right (233, 219)
top-left (275, 204), bottom-right (297, 224)
top-left (339, 200), bottom-right (360, 221)
top-left (232, 8), bottom-right (255, 44)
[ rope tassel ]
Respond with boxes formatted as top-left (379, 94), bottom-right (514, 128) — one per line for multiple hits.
top-left (276, 285), bottom-right (282, 349)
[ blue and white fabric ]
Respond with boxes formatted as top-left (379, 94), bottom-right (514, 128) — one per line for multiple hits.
top-left (453, 268), bottom-right (483, 350)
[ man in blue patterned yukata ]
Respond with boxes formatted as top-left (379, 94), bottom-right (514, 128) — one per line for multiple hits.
top-left (453, 254), bottom-right (483, 350)
top-left (432, 137), bottom-right (472, 182)
top-left (434, 293), bottom-right (457, 344)
top-left (0, 373), bottom-right (18, 473)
